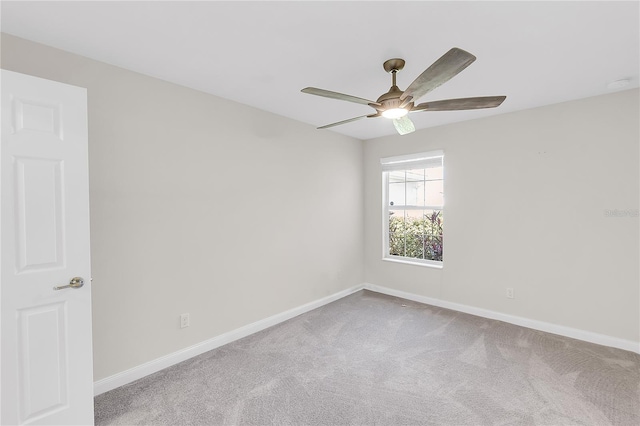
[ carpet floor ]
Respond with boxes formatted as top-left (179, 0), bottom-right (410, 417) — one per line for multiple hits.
top-left (94, 290), bottom-right (640, 425)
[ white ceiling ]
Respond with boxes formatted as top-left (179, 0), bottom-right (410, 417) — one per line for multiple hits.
top-left (2, 1), bottom-right (639, 140)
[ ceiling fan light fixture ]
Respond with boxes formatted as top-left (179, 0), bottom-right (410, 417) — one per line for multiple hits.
top-left (382, 108), bottom-right (409, 119)
top-left (302, 48), bottom-right (506, 133)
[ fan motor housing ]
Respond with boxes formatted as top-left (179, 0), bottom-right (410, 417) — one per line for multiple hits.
top-left (380, 98), bottom-right (403, 110)
top-left (376, 86), bottom-right (414, 112)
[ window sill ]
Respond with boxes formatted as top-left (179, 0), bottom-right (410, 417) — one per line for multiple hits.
top-left (382, 257), bottom-right (443, 269)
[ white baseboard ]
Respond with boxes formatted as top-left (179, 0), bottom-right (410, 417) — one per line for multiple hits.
top-left (93, 285), bottom-right (363, 396)
top-left (95, 282), bottom-right (639, 395)
top-left (363, 283), bottom-right (640, 355)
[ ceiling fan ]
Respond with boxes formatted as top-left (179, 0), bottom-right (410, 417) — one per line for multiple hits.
top-left (301, 48), bottom-right (506, 135)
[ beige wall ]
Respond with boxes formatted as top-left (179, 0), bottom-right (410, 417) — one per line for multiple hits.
top-left (364, 89), bottom-right (640, 343)
top-left (1, 34), bottom-right (364, 380)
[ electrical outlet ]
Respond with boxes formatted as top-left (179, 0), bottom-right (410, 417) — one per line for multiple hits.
top-left (180, 313), bottom-right (190, 328)
top-left (506, 288), bottom-right (514, 299)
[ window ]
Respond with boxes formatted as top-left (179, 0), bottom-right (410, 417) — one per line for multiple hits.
top-left (381, 151), bottom-right (444, 267)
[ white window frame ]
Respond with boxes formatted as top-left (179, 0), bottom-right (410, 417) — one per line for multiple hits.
top-left (381, 150), bottom-right (444, 268)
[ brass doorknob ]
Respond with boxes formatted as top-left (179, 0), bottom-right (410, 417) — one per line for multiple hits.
top-left (54, 277), bottom-right (85, 291)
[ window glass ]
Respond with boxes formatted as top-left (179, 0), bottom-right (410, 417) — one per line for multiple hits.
top-left (382, 153), bottom-right (443, 266)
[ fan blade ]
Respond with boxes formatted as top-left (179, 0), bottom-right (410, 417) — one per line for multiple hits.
top-left (393, 116), bottom-right (415, 135)
top-left (412, 96), bottom-right (506, 112)
top-left (317, 114), bottom-right (378, 129)
top-left (400, 48), bottom-right (476, 106)
top-left (302, 87), bottom-right (380, 106)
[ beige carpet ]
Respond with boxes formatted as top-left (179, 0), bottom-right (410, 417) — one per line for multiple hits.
top-left (95, 290), bottom-right (640, 425)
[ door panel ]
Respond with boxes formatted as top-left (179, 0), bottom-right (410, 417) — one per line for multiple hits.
top-left (15, 157), bottom-right (65, 272)
top-left (12, 97), bottom-right (63, 139)
top-left (18, 302), bottom-right (68, 422)
top-left (1, 70), bottom-right (94, 425)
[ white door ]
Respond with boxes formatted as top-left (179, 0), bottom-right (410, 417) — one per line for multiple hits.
top-left (1, 70), bottom-right (94, 425)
